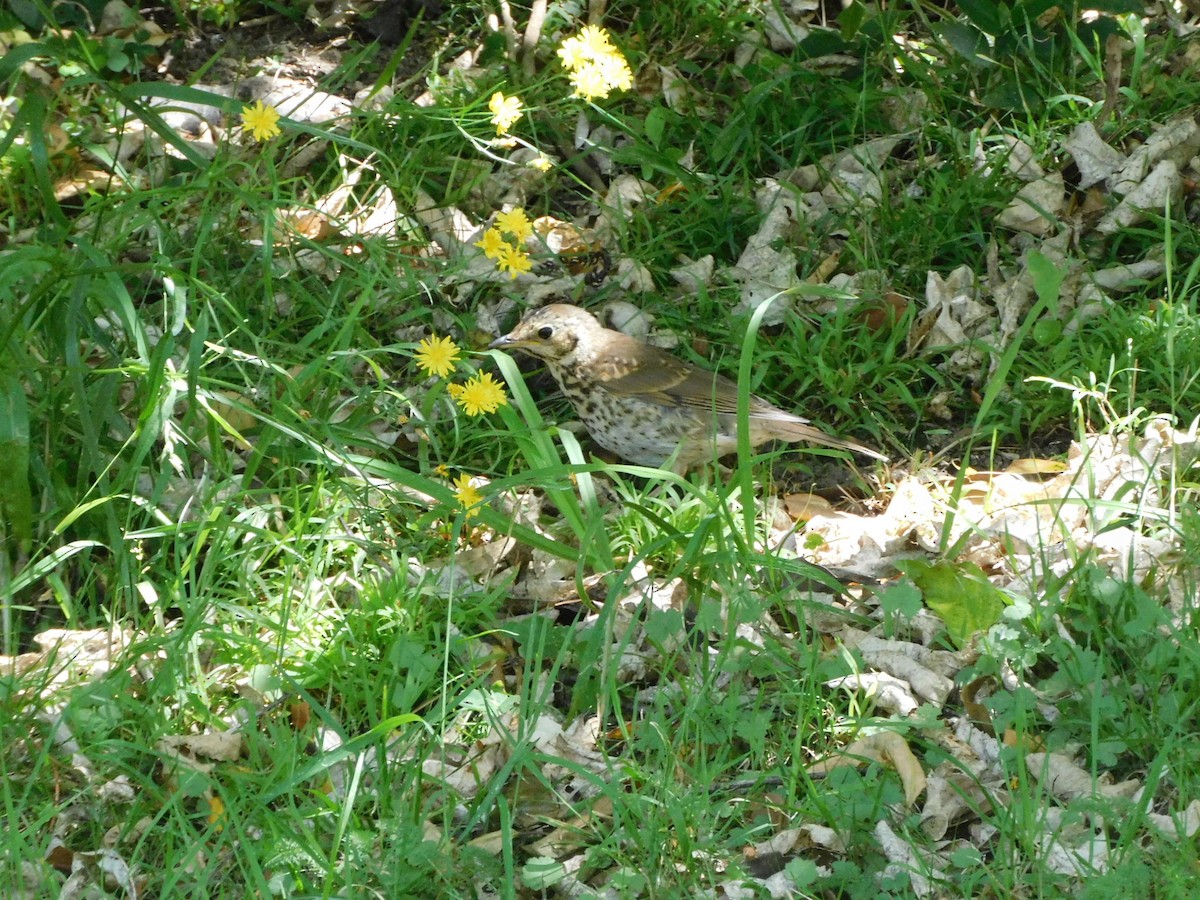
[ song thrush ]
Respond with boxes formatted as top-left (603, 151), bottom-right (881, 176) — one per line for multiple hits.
top-left (489, 304), bottom-right (886, 471)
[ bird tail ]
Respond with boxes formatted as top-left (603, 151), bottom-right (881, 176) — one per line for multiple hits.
top-left (773, 421), bottom-right (889, 461)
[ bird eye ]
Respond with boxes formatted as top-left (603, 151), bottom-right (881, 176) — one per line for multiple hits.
top-left (537, 326), bottom-right (553, 339)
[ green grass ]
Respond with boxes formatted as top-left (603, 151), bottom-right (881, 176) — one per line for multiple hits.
top-left (4, 0), bottom-right (1200, 895)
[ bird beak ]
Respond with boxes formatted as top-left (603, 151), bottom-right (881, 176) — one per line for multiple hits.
top-left (488, 332), bottom-right (522, 351)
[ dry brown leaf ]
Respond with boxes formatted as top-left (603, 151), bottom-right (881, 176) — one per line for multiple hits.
top-left (1026, 751), bottom-right (1141, 802)
top-left (204, 390), bottom-right (259, 434)
top-left (277, 209), bottom-right (344, 242)
top-left (469, 830), bottom-right (508, 855)
top-left (823, 671), bottom-right (919, 715)
top-left (880, 476), bottom-right (939, 549)
top-left (54, 166), bottom-right (124, 201)
top-left (875, 818), bottom-right (945, 896)
top-left (960, 675), bottom-right (998, 735)
top-left (783, 492), bottom-right (833, 521)
top-left (806, 249), bottom-right (841, 284)
top-left (1004, 457), bottom-right (1068, 476)
top-left (158, 731), bottom-right (245, 762)
top-left (288, 700), bottom-right (311, 731)
top-left (996, 173), bottom-right (1065, 235)
top-left (921, 770), bottom-right (998, 840)
top-left (860, 649), bottom-right (954, 705)
top-left (448, 535), bottom-right (519, 579)
top-left (809, 732), bottom-right (930, 809)
top-left (856, 292), bottom-right (909, 332)
top-left (1098, 160), bottom-right (1184, 234)
top-left (1146, 799), bottom-right (1200, 840)
top-left (46, 841), bottom-right (75, 874)
top-left (728, 179), bottom-right (803, 324)
top-left (1063, 121), bottom-right (1125, 189)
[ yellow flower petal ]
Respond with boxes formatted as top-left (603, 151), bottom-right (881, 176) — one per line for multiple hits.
top-left (453, 473), bottom-right (484, 516)
top-left (570, 64), bottom-right (612, 100)
top-left (413, 335), bottom-right (461, 378)
top-left (577, 25), bottom-right (616, 59)
top-left (557, 35), bottom-right (587, 70)
top-left (454, 371), bottom-right (508, 415)
top-left (474, 227), bottom-right (507, 260)
top-left (558, 26), bottom-right (632, 100)
top-left (599, 54), bottom-right (633, 92)
top-left (241, 100), bottom-right (281, 141)
top-left (488, 91), bottom-right (524, 135)
top-left (496, 244), bottom-right (533, 279)
top-left (495, 207), bottom-right (533, 242)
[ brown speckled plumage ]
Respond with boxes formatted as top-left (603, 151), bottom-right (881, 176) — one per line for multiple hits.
top-left (490, 304), bottom-right (886, 471)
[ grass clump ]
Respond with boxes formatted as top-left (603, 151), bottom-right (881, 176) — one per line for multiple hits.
top-left (4, 0), bottom-right (1200, 896)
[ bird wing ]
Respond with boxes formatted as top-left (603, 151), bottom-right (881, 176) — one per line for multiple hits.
top-left (579, 338), bottom-right (801, 420)
top-left (577, 332), bottom-right (888, 460)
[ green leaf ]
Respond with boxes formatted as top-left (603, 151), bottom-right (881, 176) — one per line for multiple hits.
top-left (521, 857), bottom-right (567, 889)
top-left (644, 106), bottom-right (668, 148)
top-left (1032, 318), bottom-right (1062, 346)
top-left (786, 858), bottom-right (821, 887)
top-left (0, 373), bottom-right (32, 552)
top-left (933, 22), bottom-right (991, 66)
top-left (839, 1), bottom-right (867, 40)
top-left (878, 580), bottom-right (924, 619)
top-left (1027, 249), bottom-right (1066, 305)
top-left (642, 608), bottom-right (684, 646)
top-left (105, 49), bottom-right (130, 73)
top-left (958, 0), bottom-right (1007, 36)
top-left (899, 559), bottom-right (1008, 646)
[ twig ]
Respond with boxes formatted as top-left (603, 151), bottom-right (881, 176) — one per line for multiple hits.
top-left (497, 0), bottom-right (519, 62)
top-left (521, 0), bottom-right (548, 77)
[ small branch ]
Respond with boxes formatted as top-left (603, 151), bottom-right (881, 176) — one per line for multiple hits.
top-left (497, 0), bottom-right (519, 63)
top-left (521, 0), bottom-right (548, 77)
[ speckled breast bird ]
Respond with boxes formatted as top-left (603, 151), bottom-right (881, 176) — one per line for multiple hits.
top-left (489, 304), bottom-right (887, 471)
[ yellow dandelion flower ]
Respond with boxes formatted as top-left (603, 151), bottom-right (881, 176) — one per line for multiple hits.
top-left (557, 35), bottom-right (588, 70)
top-left (570, 64), bottom-right (613, 101)
top-left (529, 157), bottom-right (553, 171)
top-left (496, 243), bottom-right (533, 279)
top-left (454, 371), bottom-right (508, 415)
top-left (558, 26), bottom-right (632, 101)
top-left (447, 382), bottom-right (466, 399)
top-left (241, 100), bottom-right (281, 141)
top-left (598, 54), bottom-right (634, 92)
top-left (413, 335), bottom-right (461, 378)
top-left (488, 91), bottom-right (524, 135)
top-left (453, 473), bottom-right (484, 517)
top-left (577, 25), bottom-right (616, 58)
top-left (474, 227), bottom-right (507, 260)
top-left (495, 207), bottom-right (533, 242)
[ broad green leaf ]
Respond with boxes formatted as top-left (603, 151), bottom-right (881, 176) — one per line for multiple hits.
top-left (958, 0), bottom-right (1006, 36)
top-left (900, 559), bottom-right (1008, 646)
top-left (933, 22), bottom-right (991, 66)
top-left (839, 1), bottom-right (866, 40)
top-left (645, 106), bottom-right (668, 148)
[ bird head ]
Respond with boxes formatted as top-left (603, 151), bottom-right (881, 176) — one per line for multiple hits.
top-left (488, 304), bottom-right (599, 362)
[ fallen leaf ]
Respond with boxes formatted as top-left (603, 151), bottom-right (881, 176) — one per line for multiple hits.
top-left (783, 492), bottom-right (834, 521)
